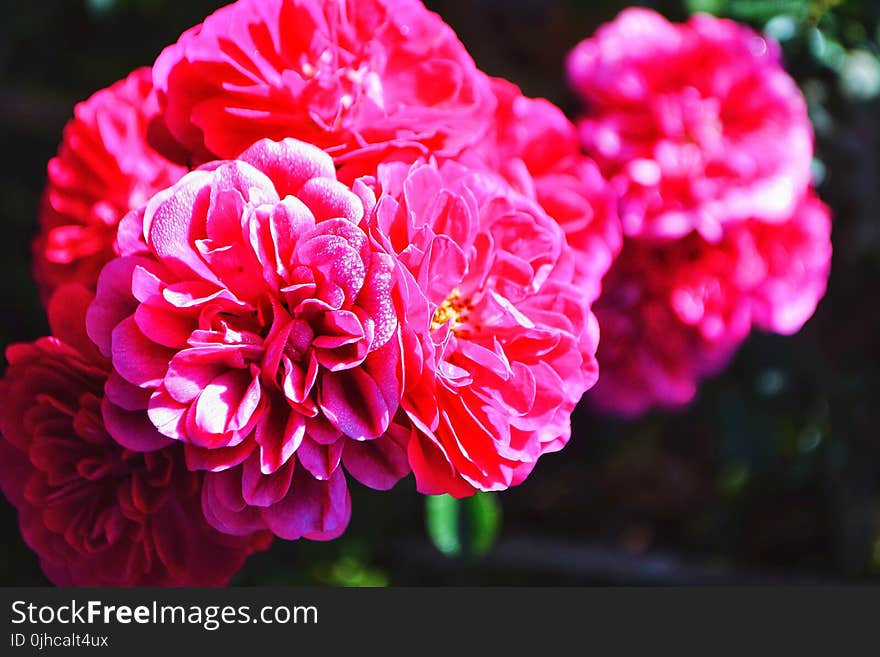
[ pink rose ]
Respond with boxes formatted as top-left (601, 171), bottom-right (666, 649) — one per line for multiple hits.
top-left (590, 194), bottom-right (832, 417)
top-left (728, 194), bottom-right (833, 336)
top-left (33, 68), bottom-right (185, 302)
top-left (364, 159), bottom-right (599, 496)
top-left (87, 138), bottom-right (411, 540)
top-left (0, 285), bottom-right (270, 586)
top-left (151, 0), bottom-right (495, 166)
top-left (567, 8), bottom-right (813, 240)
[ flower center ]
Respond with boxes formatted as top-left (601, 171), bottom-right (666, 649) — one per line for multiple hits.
top-left (431, 289), bottom-right (470, 331)
top-left (299, 48), bottom-right (385, 127)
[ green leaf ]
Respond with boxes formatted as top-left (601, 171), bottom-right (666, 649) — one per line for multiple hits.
top-left (467, 492), bottom-right (502, 557)
top-left (425, 494), bottom-right (462, 557)
top-left (728, 0), bottom-right (809, 22)
top-left (686, 0), bottom-right (727, 16)
top-left (425, 492), bottom-right (502, 558)
top-left (808, 27), bottom-right (848, 71)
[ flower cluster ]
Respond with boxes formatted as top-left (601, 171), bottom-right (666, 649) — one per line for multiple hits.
top-left (4, 0), bottom-right (610, 585)
top-left (567, 8), bottom-right (831, 415)
top-left (2, 1), bottom-right (832, 585)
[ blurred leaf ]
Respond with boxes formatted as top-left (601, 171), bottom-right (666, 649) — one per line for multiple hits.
top-left (426, 494), bottom-right (462, 557)
top-left (425, 492), bottom-right (502, 558)
top-left (466, 492), bottom-right (502, 556)
top-left (728, 0), bottom-right (809, 21)
top-left (686, 0), bottom-right (725, 15)
top-left (808, 27), bottom-right (848, 70)
top-left (320, 556), bottom-right (388, 587)
top-left (839, 49), bottom-right (880, 100)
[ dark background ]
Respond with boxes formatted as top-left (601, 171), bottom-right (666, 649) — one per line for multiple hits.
top-left (1, 0), bottom-right (878, 585)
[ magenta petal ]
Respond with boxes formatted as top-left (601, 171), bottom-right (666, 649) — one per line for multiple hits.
top-left (296, 435), bottom-right (344, 481)
top-left (420, 235), bottom-right (468, 305)
top-left (319, 367), bottom-right (391, 440)
top-left (229, 369), bottom-right (263, 432)
top-left (280, 353), bottom-right (319, 406)
top-left (130, 264), bottom-right (164, 304)
top-left (296, 177), bottom-right (365, 224)
top-left (312, 310), bottom-right (365, 349)
top-left (319, 336), bottom-right (401, 439)
top-left (358, 253), bottom-right (398, 351)
top-left (209, 160), bottom-right (278, 208)
top-left (104, 370), bottom-right (150, 411)
top-left (304, 414), bottom-right (343, 446)
top-left (238, 138), bottom-right (336, 197)
top-left (162, 280), bottom-right (240, 308)
top-left (111, 316), bottom-right (174, 387)
top-left (164, 354), bottom-right (224, 404)
top-left (134, 303), bottom-right (193, 349)
top-left (150, 496), bottom-right (194, 578)
top-left (261, 466), bottom-right (350, 541)
top-left (102, 397), bottom-right (173, 452)
top-left (241, 452), bottom-right (295, 507)
top-left (297, 234), bottom-right (365, 303)
top-left (185, 442), bottom-right (254, 472)
top-left (146, 170), bottom-right (222, 284)
top-left (304, 521), bottom-right (351, 542)
top-left (303, 480), bottom-right (351, 540)
top-left (342, 425), bottom-right (410, 490)
top-left (202, 469), bottom-right (266, 536)
top-left (86, 257), bottom-right (146, 356)
top-left (312, 309), bottom-right (374, 372)
top-left (255, 402), bottom-right (305, 474)
top-left (192, 370), bottom-right (256, 438)
top-left (147, 388), bottom-right (187, 440)
top-left (116, 206), bottom-right (150, 257)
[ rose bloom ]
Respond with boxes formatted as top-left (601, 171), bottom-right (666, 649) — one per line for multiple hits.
top-left (567, 8), bottom-right (813, 241)
top-left (33, 68), bottom-right (185, 302)
top-left (364, 159), bottom-right (599, 496)
top-left (0, 285), bottom-right (270, 586)
top-left (87, 138), bottom-right (411, 541)
top-left (466, 78), bottom-right (621, 303)
top-left (151, 0), bottom-right (495, 166)
top-left (590, 194), bottom-right (831, 417)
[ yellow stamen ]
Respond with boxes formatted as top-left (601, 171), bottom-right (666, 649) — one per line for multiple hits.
top-left (431, 289), bottom-right (469, 331)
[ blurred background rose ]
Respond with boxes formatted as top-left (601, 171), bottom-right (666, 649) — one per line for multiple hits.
top-left (1, 0), bottom-right (879, 585)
